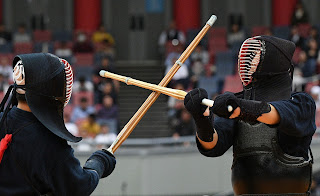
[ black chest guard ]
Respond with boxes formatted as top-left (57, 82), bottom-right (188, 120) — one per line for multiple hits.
top-left (232, 121), bottom-right (312, 196)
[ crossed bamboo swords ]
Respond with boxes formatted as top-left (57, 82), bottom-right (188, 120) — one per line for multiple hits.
top-left (102, 15), bottom-right (218, 154)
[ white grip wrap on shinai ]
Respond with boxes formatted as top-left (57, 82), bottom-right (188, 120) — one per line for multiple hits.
top-left (201, 98), bottom-right (214, 107)
top-left (201, 98), bottom-right (233, 112)
top-left (206, 15), bottom-right (217, 26)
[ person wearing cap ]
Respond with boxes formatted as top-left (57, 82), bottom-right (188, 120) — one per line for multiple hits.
top-left (0, 53), bottom-right (116, 195)
top-left (184, 36), bottom-right (316, 195)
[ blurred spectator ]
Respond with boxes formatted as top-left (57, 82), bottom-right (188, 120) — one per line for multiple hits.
top-left (73, 76), bottom-right (94, 93)
top-left (158, 21), bottom-right (186, 54)
top-left (0, 73), bottom-right (9, 92)
top-left (317, 50), bottom-right (320, 66)
top-left (172, 109), bottom-right (195, 139)
top-left (73, 32), bottom-right (94, 53)
top-left (229, 13), bottom-right (243, 30)
top-left (55, 41), bottom-right (73, 58)
top-left (96, 95), bottom-right (118, 133)
top-left (263, 27), bottom-right (273, 36)
top-left (71, 97), bottom-right (95, 123)
top-left (0, 23), bottom-right (12, 45)
top-left (168, 83), bottom-right (185, 118)
top-left (190, 45), bottom-right (209, 65)
top-left (307, 26), bottom-right (320, 45)
top-left (297, 50), bottom-right (316, 77)
top-left (94, 56), bottom-right (119, 103)
top-left (291, 0), bottom-right (309, 26)
top-left (164, 43), bottom-right (190, 88)
top-left (293, 51), bottom-right (307, 91)
top-left (92, 25), bottom-right (115, 46)
top-left (64, 113), bottom-right (79, 137)
top-left (0, 56), bottom-right (13, 82)
top-left (310, 85), bottom-right (320, 109)
top-left (227, 23), bottom-right (246, 47)
top-left (95, 56), bottom-right (119, 89)
top-left (95, 124), bottom-right (117, 147)
top-left (190, 45), bottom-right (209, 87)
top-left (167, 84), bottom-right (186, 134)
top-left (310, 85), bottom-right (320, 129)
top-left (95, 56), bottom-right (115, 73)
top-left (13, 23), bottom-right (32, 43)
top-left (95, 39), bottom-right (116, 61)
top-left (165, 55), bottom-right (189, 89)
top-left (99, 81), bottom-right (118, 104)
top-left (289, 25), bottom-right (305, 48)
top-left (79, 113), bottom-right (101, 138)
top-left (305, 38), bottom-right (319, 59)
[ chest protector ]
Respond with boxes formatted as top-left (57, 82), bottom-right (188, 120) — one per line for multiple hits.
top-left (232, 121), bottom-right (312, 195)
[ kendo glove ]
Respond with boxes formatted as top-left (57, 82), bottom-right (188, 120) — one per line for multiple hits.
top-left (184, 88), bottom-right (215, 142)
top-left (212, 92), bottom-right (271, 123)
top-left (84, 149), bottom-right (116, 178)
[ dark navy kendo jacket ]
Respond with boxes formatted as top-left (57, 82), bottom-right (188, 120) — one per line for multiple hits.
top-left (0, 106), bottom-right (101, 196)
top-left (196, 92), bottom-right (316, 160)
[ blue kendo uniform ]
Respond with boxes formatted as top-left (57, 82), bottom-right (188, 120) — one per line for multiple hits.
top-left (185, 36), bottom-right (316, 195)
top-left (0, 53), bottom-right (116, 196)
top-left (0, 106), bottom-right (114, 195)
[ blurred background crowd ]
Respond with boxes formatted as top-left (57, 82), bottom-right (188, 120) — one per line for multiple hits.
top-left (0, 0), bottom-right (319, 150)
top-left (0, 0), bottom-right (320, 195)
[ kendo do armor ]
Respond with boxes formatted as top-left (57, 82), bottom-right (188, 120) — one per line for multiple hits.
top-left (232, 36), bottom-right (313, 195)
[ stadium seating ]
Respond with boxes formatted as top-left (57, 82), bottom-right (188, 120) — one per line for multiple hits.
top-left (186, 28), bottom-right (208, 48)
top-left (33, 42), bottom-right (54, 53)
top-left (74, 53), bottom-right (94, 66)
top-left (215, 50), bottom-right (236, 78)
top-left (198, 75), bottom-right (219, 97)
top-left (272, 26), bottom-right (290, 39)
top-left (53, 30), bottom-right (73, 42)
top-left (251, 26), bottom-right (269, 36)
top-left (0, 43), bottom-right (13, 53)
top-left (14, 42), bottom-right (33, 54)
top-left (74, 66), bottom-right (95, 80)
top-left (297, 23), bottom-right (311, 38)
top-left (33, 30), bottom-right (52, 42)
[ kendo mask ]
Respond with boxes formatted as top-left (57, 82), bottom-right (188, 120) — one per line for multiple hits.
top-left (238, 35), bottom-right (296, 102)
top-left (11, 53), bottom-right (81, 142)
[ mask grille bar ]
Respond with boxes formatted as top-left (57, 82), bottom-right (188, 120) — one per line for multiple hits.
top-left (238, 37), bottom-right (263, 86)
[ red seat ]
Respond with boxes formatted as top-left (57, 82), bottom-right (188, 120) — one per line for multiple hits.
top-left (72, 91), bottom-right (94, 106)
top-left (74, 53), bottom-right (94, 66)
top-left (165, 41), bottom-right (177, 56)
top-left (64, 104), bottom-right (74, 116)
top-left (0, 53), bottom-right (14, 62)
top-left (208, 38), bottom-right (228, 63)
top-left (54, 41), bottom-right (73, 51)
top-left (297, 23), bottom-right (311, 38)
top-left (209, 27), bottom-right (227, 39)
top-left (292, 47), bottom-right (302, 64)
top-left (14, 42), bottom-right (33, 54)
top-left (33, 30), bottom-right (52, 42)
top-left (316, 109), bottom-right (320, 128)
top-left (251, 26), bottom-right (269, 36)
top-left (0, 92), bottom-right (4, 101)
top-left (208, 38), bottom-right (228, 51)
top-left (222, 74), bottom-right (243, 93)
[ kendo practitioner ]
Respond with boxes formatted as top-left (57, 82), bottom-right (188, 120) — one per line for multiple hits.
top-left (0, 53), bottom-right (116, 196)
top-left (184, 36), bottom-right (316, 195)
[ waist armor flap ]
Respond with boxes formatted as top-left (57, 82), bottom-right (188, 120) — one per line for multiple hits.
top-left (232, 121), bottom-right (312, 195)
